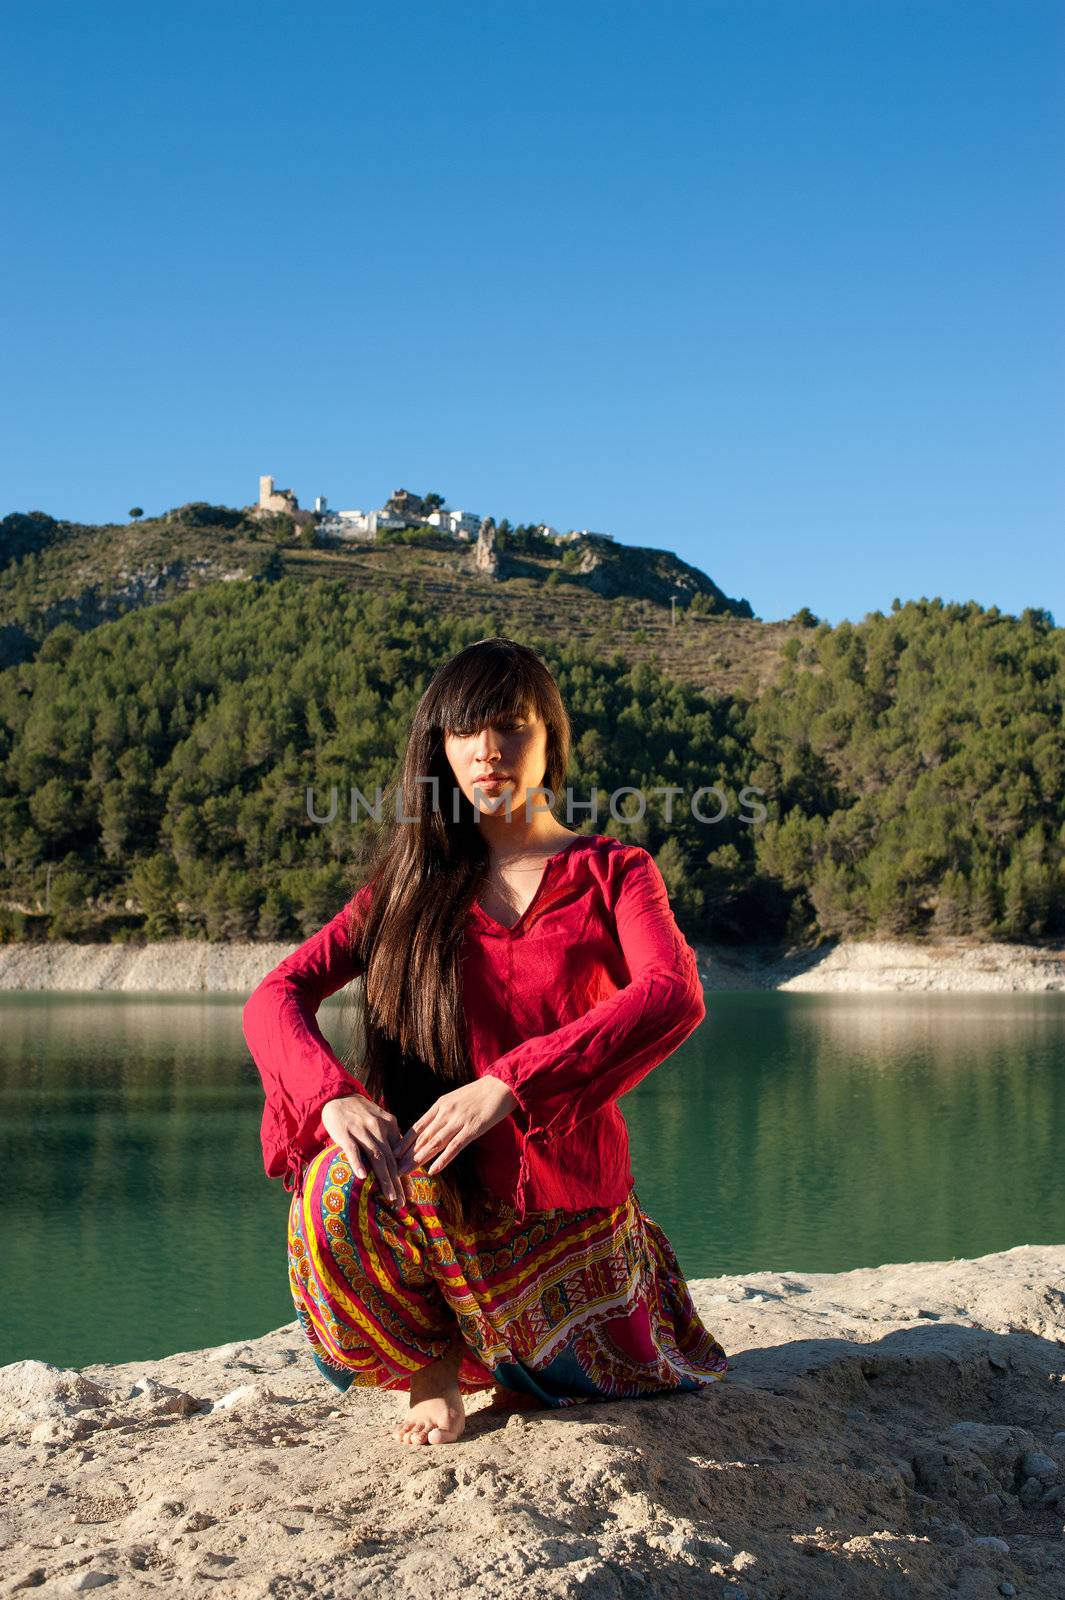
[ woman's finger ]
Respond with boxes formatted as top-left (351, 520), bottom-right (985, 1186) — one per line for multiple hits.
top-left (393, 1094), bottom-right (466, 1171)
top-left (409, 1115), bottom-right (455, 1167)
top-left (365, 1141), bottom-right (402, 1207)
top-left (392, 1125), bottom-right (419, 1160)
top-left (381, 1113), bottom-right (403, 1147)
top-left (380, 1136), bottom-right (406, 1204)
top-left (372, 1129), bottom-right (405, 1205)
top-left (407, 1105), bottom-right (448, 1154)
top-left (401, 1107), bottom-right (436, 1148)
top-left (427, 1130), bottom-right (468, 1175)
top-left (344, 1140), bottom-right (366, 1180)
top-left (395, 1123), bottom-right (435, 1174)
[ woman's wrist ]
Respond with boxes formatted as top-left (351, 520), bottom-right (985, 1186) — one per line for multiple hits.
top-left (481, 1075), bottom-right (520, 1114)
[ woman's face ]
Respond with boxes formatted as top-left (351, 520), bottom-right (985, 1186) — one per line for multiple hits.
top-left (443, 706), bottom-right (551, 819)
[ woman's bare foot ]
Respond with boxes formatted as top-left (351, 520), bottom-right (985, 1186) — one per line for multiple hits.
top-left (392, 1335), bottom-right (466, 1446)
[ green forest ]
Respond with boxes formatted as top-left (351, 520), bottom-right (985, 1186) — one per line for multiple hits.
top-left (0, 570), bottom-right (1061, 947)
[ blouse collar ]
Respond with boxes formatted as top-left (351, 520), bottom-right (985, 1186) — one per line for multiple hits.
top-left (468, 834), bottom-right (601, 936)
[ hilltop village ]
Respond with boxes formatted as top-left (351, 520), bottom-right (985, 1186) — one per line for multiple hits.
top-left (251, 475), bottom-right (614, 548)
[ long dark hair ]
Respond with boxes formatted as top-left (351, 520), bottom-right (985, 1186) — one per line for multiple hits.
top-left (339, 637), bottom-right (572, 1226)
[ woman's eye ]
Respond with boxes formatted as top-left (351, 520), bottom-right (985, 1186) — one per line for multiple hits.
top-left (451, 720), bottom-right (524, 737)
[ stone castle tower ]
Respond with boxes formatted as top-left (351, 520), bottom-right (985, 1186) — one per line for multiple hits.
top-left (258, 475), bottom-right (300, 515)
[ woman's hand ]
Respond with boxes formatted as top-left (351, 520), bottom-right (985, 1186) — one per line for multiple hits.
top-left (393, 1076), bottom-right (520, 1177)
top-left (320, 1094), bottom-right (406, 1206)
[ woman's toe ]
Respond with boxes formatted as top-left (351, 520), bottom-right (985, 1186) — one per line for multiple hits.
top-left (427, 1417), bottom-right (462, 1443)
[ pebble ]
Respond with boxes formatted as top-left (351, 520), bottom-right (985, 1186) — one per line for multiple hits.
top-left (1020, 1448), bottom-right (1057, 1483)
top-left (126, 1377), bottom-right (200, 1415)
top-left (972, 1536), bottom-right (1010, 1555)
top-left (68, 1573), bottom-right (117, 1592)
top-left (30, 1416), bottom-right (93, 1445)
top-left (179, 1511), bottom-right (217, 1534)
top-left (210, 1384), bottom-right (258, 1412)
top-left (999, 1585), bottom-right (1016, 1597)
top-left (1019, 1476), bottom-right (1045, 1507)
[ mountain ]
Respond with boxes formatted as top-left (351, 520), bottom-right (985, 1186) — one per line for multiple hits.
top-left (0, 504), bottom-right (767, 697)
top-left (5, 501), bottom-right (1057, 951)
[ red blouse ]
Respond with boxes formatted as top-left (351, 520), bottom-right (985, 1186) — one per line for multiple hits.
top-left (241, 833), bottom-right (707, 1221)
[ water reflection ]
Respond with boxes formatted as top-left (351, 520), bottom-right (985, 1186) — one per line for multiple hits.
top-left (629, 993), bottom-right (1064, 1281)
top-left (1, 990), bottom-right (1062, 1367)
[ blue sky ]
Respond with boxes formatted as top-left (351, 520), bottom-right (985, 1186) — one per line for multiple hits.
top-left (2, 0), bottom-right (1062, 627)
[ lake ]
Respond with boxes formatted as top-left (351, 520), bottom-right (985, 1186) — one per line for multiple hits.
top-left (2, 989), bottom-right (1062, 1369)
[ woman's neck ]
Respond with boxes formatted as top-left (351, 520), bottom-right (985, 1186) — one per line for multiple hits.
top-left (477, 814), bottom-right (578, 868)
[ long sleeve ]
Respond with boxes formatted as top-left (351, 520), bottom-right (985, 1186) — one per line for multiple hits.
top-left (485, 849), bottom-right (706, 1159)
top-left (242, 881), bottom-right (374, 1194)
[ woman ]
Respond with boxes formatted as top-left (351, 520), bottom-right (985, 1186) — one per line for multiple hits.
top-left (242, 637), bottom-right (728, 1446)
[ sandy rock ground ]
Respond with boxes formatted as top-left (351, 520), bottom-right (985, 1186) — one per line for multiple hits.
top-left (0, 940), bottom-right (281, 996)
top-left (1, 938), bottom-right (1063, 995)
top-left (3, 1244), bottom-right (1065, 1598)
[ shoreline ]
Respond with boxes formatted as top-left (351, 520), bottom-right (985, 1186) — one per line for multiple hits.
top-left (0, 934), bottom-right (1062, 993)
top-left (3, 1242), bottom-right (1064, 1595)
top-left (695, 935), bottom-right (1065, 993)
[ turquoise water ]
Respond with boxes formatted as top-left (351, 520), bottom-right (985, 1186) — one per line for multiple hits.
top-left (1, 989), bottom-right (1063, 1368)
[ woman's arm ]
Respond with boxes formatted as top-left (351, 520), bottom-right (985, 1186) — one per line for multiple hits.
top-left (484, 848), bottom-right (706, 1145)
top-left (241, 881), bottom-right (374, 1191)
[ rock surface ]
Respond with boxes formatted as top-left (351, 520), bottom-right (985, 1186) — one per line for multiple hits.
top-left (3, 1244), bottom-right (1065, 1597)
top-left (698, 938), bottom-right (1065, 993)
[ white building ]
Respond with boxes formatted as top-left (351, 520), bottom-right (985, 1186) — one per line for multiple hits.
top-left (427, 507), bottom-right (482, 540)
top-left (315, 492), bottom-right (572, 547)
top-left (318, 507), bottom-right (408, 541)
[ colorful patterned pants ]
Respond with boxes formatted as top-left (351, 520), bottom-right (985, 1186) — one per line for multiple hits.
top-left (287, 1142), bottom-right (729, 1408)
